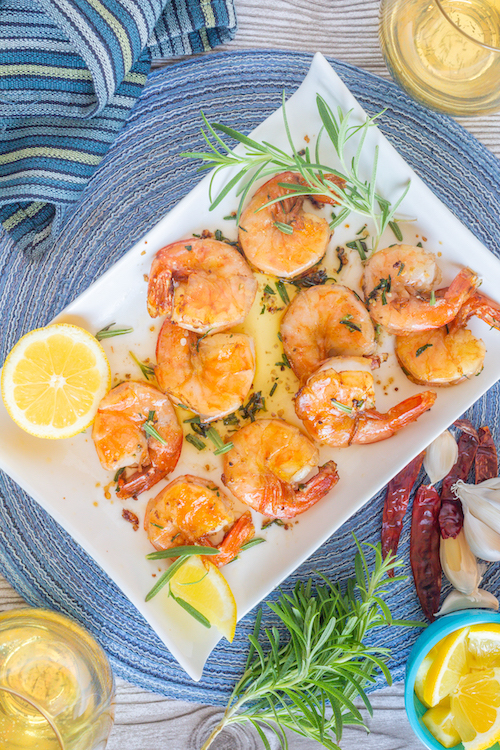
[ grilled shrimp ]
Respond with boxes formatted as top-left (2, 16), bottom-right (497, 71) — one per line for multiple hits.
top-left (395, 291), bottom-right (500, 386)
top-left (144, 475), bottom-right (254, 567)
top-left (92, 381), bottom-right (183, 499)
top-left (221, 418), bottom-right (339, 518)
top-left (362, 244), bottom-right (478, 335)
top-left (155, 319), bottom-right (255, 421)
top-left (238, 172), bottom-right (340, 278)
top-left (295, 357), bottom-right (436, 447)
top-left (280, 284), bottom-right (375, 380)
top-left (147, 238), bottom-right (257, 333)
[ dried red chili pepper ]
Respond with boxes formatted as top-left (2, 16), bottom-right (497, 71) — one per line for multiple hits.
top-left (411, 484), bottom-right (441, 622)
top-left (381, 451), bottom-right (425, 576)
top-left (439, 421), bottom-right (479, 539)
top-left (475, 425), bottom-right (498, 483)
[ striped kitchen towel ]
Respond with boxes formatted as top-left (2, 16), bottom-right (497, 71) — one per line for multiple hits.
top-left (0, 0), bottom-right (236, 258)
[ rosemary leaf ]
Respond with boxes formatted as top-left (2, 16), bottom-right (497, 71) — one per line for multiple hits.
top-left (275, 280), bottom-right (290, 305)
top-left (170, 591), bottom-right (211, 628)
top-left (331, 398), bottom-right (353, 414)
top-left (186, 434), bottom-right (206, 451)
top-left (129, 351), bottom-right (155, 380)
top-left (146, 546), bottom-right (219, 560)
top-left (95, 323), bottom-right (133, 341)
top-left (143, 410), bottom-right (167, 445)
top-left (240, 537), bottom-right (266, 552)
top-left (273, 221), bottom-right (294, 235)
top-left (388, 220), bottom-right (403, 242)
top-left (416, 343), bottom-right (433, 357)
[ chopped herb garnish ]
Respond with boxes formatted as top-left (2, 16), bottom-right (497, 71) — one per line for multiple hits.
top-left (388, 220), bottom-right (403, 241)
top-left (170, 591), bottom-right (211, 628)
top-left (144, 410), bottom-right (168, 445)
top-left (356, 224), bottom-right (367, 235)
top-left (352, 398), bottom-right (365, 409)
top-left (289, 268), bottom-right (329, 287)
top-left (223, 412), bottom-right (240, 426)
top-left (367, 276), bottom-right (391, 306)
top-left (260, 305), bottom-right (265, 314)
top-left (397, 261), bottom-right (405, 276)
top-left (129, 351), bottom-right (155, 380)
top-left (240, 537), bottom-right (266, 551)
top-left (277, 331), bottom-right (283, 342)
top-left (276, 280), bottom-right (290, 305)
top-left (331, 399), bottom-right (353, 414)
top-left (336, 246), bottom-right (347, 274)
top-left (416, 343), bottom-right (433, 357)
top-left (177, 403), bottom-right (189, 409)
top-left (346, 239), bottom-right (367, 261)
top-left (262, 518), bottom-right (286, 530)
top-left (273, 221), bottom-right (294, 235)
top-left (96, 323), bottom-right (133, 341)
top-left (114, 466), bottom-right (126, 483)
top-left (186, 434), bottom-right (206, 451)
top-left (185, 244), bottom-right (193, 251)
top-left (275, 354), bottom-right (291, 369)
top-left (184, 415), bottom-right (202, 424)
top-left (239, 391), bottom-right (266, 422)
top-left (207, 426), bottom-right (234, 455)
top-left (215, 229), bottom-right (223, 241)
top-left (151, 522), bottom-right (164, 530)
top-left (196, 328), bottom-right (213, 351)
top-left (263, 284), bottom-right (276, 295)
top-left (269, 382), bottom-right (278, 397)
top-left (223, 213), bottom-right (237, 221)
top-left (417, 241), bottom-right (423, 248)
top-left (177, 570), bottom-right (209, 586)
top-left (429, 290), bottom-right (436, 306)
top-left (340, 318), bottom-right (362, 333)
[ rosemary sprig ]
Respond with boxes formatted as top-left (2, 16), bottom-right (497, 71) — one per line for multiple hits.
top-left (129, 351), bottom-right (155, 380)
top-left (183, 93), bottom-right (410, 248)
top-left (95, 323), bottom-right (133, 340)
top-left (201, 540), bottom-right (419, 750)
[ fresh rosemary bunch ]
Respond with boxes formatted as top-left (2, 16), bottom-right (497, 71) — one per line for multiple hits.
top-left (201, 539), bottom-right (420, 750)
top-left (183, 93), bottom-right (410, 246)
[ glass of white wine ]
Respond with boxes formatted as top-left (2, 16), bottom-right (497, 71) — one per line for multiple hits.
top-left (379, 0), bottom-right (500, 115)
top-left (0, 608), bottom-right (115, 750)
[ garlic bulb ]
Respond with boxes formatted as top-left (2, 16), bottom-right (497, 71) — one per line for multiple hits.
top-left (463, 505), bottom-right (500, 561)
top-left (453, 478), bottom-right (500, 535)
top-left (424, 430), bottom-right (458, 484)
top-left (436, 588), bottom-right (499, 616)
top-left (440, 530), bottom-right (482, 595)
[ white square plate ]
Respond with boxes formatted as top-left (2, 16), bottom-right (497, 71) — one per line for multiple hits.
top-left (1, 52), bottom-right (500, 680)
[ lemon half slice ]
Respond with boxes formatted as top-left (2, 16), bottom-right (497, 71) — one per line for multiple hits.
top-left (1, 324), bottom-right (110, 439)
top-left (468, 625), bottom-right (500, 670)
top-left (423, 627), bottom-right (470, 708)
top-left (169, 556), bottom-right (237, 642)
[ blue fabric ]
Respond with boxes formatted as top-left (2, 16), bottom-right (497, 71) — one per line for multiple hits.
top-left (1, 50), bottom-right (500, 704)
top-left (0, 0), bottom-right (236, 257)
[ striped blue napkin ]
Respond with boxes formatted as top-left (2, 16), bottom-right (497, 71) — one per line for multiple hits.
top-left (0, 0), bottom-right (236, 258)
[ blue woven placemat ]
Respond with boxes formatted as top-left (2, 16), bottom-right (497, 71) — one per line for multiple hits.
top-left (1, 50), bottom-right (500, 705)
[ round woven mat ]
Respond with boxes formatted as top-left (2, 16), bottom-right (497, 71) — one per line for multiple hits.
top-left (1, 50), bottom-right (500, 705)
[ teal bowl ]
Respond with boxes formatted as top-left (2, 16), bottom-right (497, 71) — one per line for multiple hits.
top-left (405, 608), bottom-right (500, 750)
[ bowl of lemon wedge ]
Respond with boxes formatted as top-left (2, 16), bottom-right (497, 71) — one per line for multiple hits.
top-left (405, 609), bottom-right (500, 750)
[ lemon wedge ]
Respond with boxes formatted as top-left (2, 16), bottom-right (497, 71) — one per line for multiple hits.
top-left (415, 644), bottom-right (440, 707)
top-left (169, 556), bottom-right (237, 642)
top-left (1, 324), bottom-right (110, 439)
top-left (451, 668), bottom-right (500, 750)
top-left (468, 625), bottom-right (500, 670)
top-left (422, 698), bottom-right (461, 748)
top-left (423, 627), bottom-right (470, 708)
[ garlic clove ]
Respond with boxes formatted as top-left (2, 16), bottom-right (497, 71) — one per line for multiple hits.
top-left (436, 588), bottom-right (499, 616)
top-left (424, 430), bottom-right (458, 484)
top-left (463, 505), bottom-right (500, 561)
top-left (440, 530), bottom-right (482, 595)
top-left (453, 479), bottom-right (500, 535)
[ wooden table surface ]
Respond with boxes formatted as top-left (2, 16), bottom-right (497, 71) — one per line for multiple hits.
top-left (2, 1), bottom-right (500, 748)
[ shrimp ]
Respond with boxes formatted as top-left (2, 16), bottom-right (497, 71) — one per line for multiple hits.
top-left (395, 291), bottom-right (500, 386)
top-left (238, 172), bottom-right (340, 278)
top-left (294, 356), bottom-right (436, 447)
top-left (92, 381), bottom-right (183, 499)
top-left (362, 244), bottom-right (479, 335)
top-left (221, 418), bottom-right (339, 518)
top-left (280, 284), bottom-right (375, 380)
top-left (144, 475), bottom-right (254, 567)
top-left (155, 319), bottom-right (255, 421)
top-left (147, 238), bottom-right (257, 333)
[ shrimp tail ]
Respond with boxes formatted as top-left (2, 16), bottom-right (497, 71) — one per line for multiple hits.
top-left (450, 291), bottom-right (500, 333)
top-left (147, 255), bottom-right (173, 318)
top-left (117, 466), bottom-right (168, 499)
top-left (353, 390), bottom-right (437, 444)
top-left (272, 460), bottom-right (339, 520)
top-left (443, 267), bottom-right (479, 307)
top-left (208, 512), bottom-right (255, 567)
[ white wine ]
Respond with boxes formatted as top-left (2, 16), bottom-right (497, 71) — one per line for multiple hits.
top-left (0, 609), bottom-right (114, 750)
top-left (380, 0), bottom-right (500, 115)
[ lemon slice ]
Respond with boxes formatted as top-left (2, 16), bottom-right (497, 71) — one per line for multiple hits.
top-left (415, 644), bottom-right (440, 707)
top-left (451, 668), bottom-right (500, 750)
top-left (423, 627), bottom-right (470, 708)
top-left (169, 556), bottom-right (237, 642)
top-left (1, 324), bottom-right (111, 439)
top-left (422, 698), bottom-right (461, 748)
top-left (468, 625), bottom-right (500, 670)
